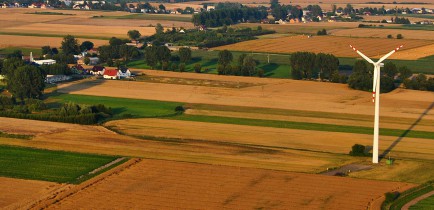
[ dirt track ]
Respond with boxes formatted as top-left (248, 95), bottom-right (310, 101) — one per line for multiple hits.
top-left (45, 159), bottom-right (415, 210)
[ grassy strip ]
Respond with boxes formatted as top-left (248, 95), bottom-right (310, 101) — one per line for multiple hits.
top-left (172, 114), bottom-right (434, 139)
top-left (0, 131), bottom-right (32, 140)
top-left (186, 103), bottom-right (434, 126)
top-left (386, 181), bottom-right (434, 210)
top-left (73, 157), bottom-right (129, 184)
top-left (339, 57), bottom-right (434, 74)
top-left (25, 11), bottom-right (75, 16)
top-left (0, 32), bottom-right (111, 40)
top-left (94, 14), bottom-right (192, 22)
top-left (0, 145), bottom-right (118, 183)
top-left (51, 94), bottom-right (182, 118)
top-left (409, 194), bottom-right (434, 210)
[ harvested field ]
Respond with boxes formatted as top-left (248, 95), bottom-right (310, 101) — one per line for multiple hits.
top-left (106, 118), bottom-right (434, 161)
top-left (238, 22), bottom-right (361, 34)
top-left (0, 177), bottom-right (65, 209)
top-left (0, 117), bottom-right (353, 173)
top-left (50, 17), bottom-right (194, 28)
top-left (0, 23), bottom-right (155, 39)
top-left (331, 28), bottom-right (434, 41)
top-left (45, 159), bottom-right (415, 210)
top-left (57, 73), bottom-right (434, 120)
top-left (212, 35), bottom-right (434, 60)
top-left (0, 35), bottom-right (108, 48)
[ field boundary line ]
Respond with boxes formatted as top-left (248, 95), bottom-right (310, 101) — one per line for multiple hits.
top-left (29, 158), bottom-right (141, 210)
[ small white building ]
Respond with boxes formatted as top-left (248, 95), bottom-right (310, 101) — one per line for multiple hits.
top-left (30, 52), bottom-right (56, 65)
top-left (118, 67), bottom-right (131, 78)
top-left (46, 75), bottom-right (71, 83)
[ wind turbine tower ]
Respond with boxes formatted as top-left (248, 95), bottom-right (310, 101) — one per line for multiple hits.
top-left (350, 45), bottom-right (403, 163)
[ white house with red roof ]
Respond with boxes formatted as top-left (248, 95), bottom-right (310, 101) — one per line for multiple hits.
top-left (103, 69), bottom-right (120, 80)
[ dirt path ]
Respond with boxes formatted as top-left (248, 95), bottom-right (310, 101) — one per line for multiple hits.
top-left (402, 190), bottom-right (434, 210)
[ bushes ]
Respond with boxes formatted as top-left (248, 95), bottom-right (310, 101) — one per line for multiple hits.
top-left (194, 63), bottom-right (202, 73)
top-left (349, 144), bottom-right (368, 156)
top-left (0, 101), bottom-right (112, 125)
top-left (403, 74), bottom-right (434, 91)
top-left (317, 29), bottom-right (327, 35)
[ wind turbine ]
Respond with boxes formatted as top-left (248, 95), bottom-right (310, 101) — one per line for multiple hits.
top-left (350, 44), bottom-right (403, 164)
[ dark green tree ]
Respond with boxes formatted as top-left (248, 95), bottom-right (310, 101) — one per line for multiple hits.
top-left (155, 23), bottom-right (164, 35)
top-left (398, 66), bottom-right (412, 80)
top-left (383, 62), bottom-right (398, 78)
top-left (61, 35), bottom-right (80, 55)
top-left (179, 47), bottom-right (192, 63)
top-left (7, 65), bottom-right (46, 101)
top-left (157, 46), bottom-right (171, 66)
top-left (315, 53), bottom-right (339, 80)
top-left (80, 41), bottom-right (94, 52)
top-left (348, 60), bottom-right (372, 91)
top-left (218, 50), bottom-right (233, 67)
top-left (42, 46), bottom-right (52, 55)
top-left (6, 50), bottom-right (23, 59)
top-left (127, 30), bottom-right (141, 40)
top-left (109, 37), bottom-right (123, 46)
top-left (145, 46), bottom-right (158, 69)
top-left (290, 52), bottom-right (316, 79)
top-left (241, 55), bottom-right (257, 76)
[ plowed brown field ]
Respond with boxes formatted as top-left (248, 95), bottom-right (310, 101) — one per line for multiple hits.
top-left (45, 159), bottom-right (415, 210)
top-left (212, 35), bottom-right (434, 60)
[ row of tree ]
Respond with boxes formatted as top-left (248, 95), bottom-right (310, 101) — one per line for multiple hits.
top-left (217, 50), bottom-right (260, 76)
top-left (192, 7), bottom-right (268, 27)
top-left (290, 52), bottom-right (340, 80)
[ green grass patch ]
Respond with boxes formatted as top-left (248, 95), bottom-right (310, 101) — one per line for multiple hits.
top-left (187, 103), bottom-right (434, 126)
top-left (26, 11), bottom-right (75, 16)
top-left (0, 31), bottom-right (111, 40)
top-left (51, 94), bottom-right (182, 118)
top-left (339, 57), bottom-right (434, 75)
top-left (410, 194), bottom-right (434, 210)
top-left (0, 131), bottom-right (32, 140)
top-left (0, 47), bottom-right (42, 57)
top-left (0, 145), bottom-right (119, 183)
top-left (172, 114), bottom-right (434, 139)
top-left (94, 14), bottom-right (192, 22)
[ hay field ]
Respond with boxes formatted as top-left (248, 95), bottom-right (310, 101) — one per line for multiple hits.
top-left (212, 35), bottom-right (434, 60)
top-left (46, 159), bottom-right (415, 210)
top-left (57, 73), bottom-right (434, 120)
top-left (106, 118), bottom-right (434, 161)
top-left (0, 117), bottom-right (353, 173)
top-left (331, 28), bottom-right (434, 41)
top-left (0, 177), bottom-right (66, 209)
top-left (1, 23), bottom-right (156, 38)
top-left (0, 8), bottom-right (167, 47)
top-left (0, 35), bottom-right (108, 48)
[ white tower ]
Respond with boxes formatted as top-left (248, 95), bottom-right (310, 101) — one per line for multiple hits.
top-left (350, 45), bottom-right (403, 163)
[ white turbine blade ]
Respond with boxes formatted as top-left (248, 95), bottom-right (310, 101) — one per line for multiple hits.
top-left (350, 45), bottom-right (375, 64)
top-left (376, 45), bottom-right (404, 64)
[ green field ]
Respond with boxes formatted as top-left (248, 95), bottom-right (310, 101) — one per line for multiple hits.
top-left (93, 13), bottom-right (192, 22)
top-left (339, 56), bottom-right (434, 74)
top-left (52, 94), bottom-right (182, 118)
top-left (0, 145), bottom-right (119, 183)
top-left (127, 50), bottom-right (292, 78)
top-left (0, 47), bottom-right (42, 57)
top-left (410, 194), bottom-right (434, 210)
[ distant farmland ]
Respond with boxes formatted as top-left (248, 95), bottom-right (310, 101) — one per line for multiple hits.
top-left (213, 35), bottom-right (434, 60)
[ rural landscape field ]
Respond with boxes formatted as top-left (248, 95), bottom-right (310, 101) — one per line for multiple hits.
top-left (0, 0), bottom-right (433, 209)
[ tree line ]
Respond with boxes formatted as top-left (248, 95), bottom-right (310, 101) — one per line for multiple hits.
top-left (192, 7), bottom-right (268, 27)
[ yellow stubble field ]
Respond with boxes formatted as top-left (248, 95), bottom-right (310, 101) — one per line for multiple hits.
top-left (213, 35), bottom-right (434, 60)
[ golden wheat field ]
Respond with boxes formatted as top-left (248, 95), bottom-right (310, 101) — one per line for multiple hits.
top-left (45, 159), bottom-right (415, 210)
top-left (213, 35), bottom-right (434, 60)
top-left (331, 28), bottom-right (434, 41)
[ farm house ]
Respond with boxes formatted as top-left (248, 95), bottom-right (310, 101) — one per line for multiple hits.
top-left (103, 69), bottom-right (120, 80)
